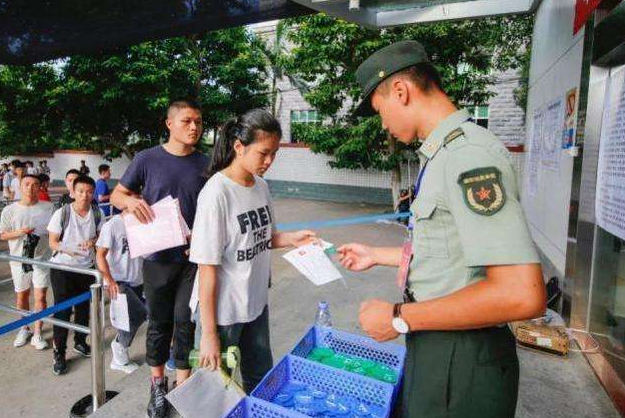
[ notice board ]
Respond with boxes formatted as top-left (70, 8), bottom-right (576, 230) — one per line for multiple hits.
top-left (596, 65), bottom-right (625, 241)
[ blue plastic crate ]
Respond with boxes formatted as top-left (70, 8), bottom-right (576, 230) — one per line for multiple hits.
top-left (251, 355), bottom-right (394, 418)
top-left (224, 397), bottom-right (308, 418)
top-left (291, 326), bottom-right (405, 394)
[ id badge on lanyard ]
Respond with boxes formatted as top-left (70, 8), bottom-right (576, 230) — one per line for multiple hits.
top-left (395, 160), bottom-right (428, 289)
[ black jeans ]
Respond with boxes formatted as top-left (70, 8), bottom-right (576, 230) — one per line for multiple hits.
top-left (50, 269), bottom-right (94, 353)
top-left (115, 283), bottom-right (147, 348)
top-left (143, 260), bottom-right (196, 370)
top-left (194, 305), bottom-right (273, 394)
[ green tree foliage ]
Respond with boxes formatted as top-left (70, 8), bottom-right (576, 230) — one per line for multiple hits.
top-left (0, 64), bottom-right (63, 156)
top-left (281, 14), bottom-right (533, 172)
top-left (0, 27), bottom-right (268, 159)
top-left (58, 28), bottom-right (268, 158)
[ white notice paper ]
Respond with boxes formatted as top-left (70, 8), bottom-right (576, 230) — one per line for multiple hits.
top-left (283, 243), bottom-right (343, 286)
top-left (109, 293), bottom-right (130, 332)
top-left (541, 98), bottom-right (564, 171)
top-left (596, 65), bottom-right (625, 242)
top-left (526, 107), bottom-right (543, 198)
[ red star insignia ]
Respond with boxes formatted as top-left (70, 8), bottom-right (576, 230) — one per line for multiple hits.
top-left (476, 186), bottom-right (491, 201)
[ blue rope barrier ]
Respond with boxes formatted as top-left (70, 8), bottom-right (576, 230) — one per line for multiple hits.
top-left (276, 211), bottom-right (411, 232)
top-left (0, 291), bottom-right (92, 337)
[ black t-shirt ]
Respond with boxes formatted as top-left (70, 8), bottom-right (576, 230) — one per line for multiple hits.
top-left (120, 145), bottom-right (209, 263)
top-left (56, 193), bottom-right (74, 209)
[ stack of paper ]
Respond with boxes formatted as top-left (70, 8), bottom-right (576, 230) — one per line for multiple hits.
top-left (123, 196), bottom-right (191, 258)
top-left (283, 241), bottom-right (343, 286)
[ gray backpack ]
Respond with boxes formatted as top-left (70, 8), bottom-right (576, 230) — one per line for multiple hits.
top-left (58, 202), bottom-right (102, 241)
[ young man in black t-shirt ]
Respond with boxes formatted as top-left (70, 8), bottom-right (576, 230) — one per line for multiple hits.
top-left (111, 99), bottom-right (208, 418)
top-left (56, 169), bottom-right (80, 208)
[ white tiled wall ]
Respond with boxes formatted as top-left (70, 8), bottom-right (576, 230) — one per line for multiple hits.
top-left (265, 146), bottom-right (525, 192)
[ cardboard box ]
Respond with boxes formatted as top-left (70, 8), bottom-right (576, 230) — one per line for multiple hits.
top-left (510, 320), bottom-right (569, 356)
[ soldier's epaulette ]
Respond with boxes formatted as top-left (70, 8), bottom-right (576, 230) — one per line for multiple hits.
top-left (444, 128), bottom-right (464, 146)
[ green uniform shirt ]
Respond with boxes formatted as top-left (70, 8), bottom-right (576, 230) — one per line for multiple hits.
top-left (407, 109), bottom-right (539, 301)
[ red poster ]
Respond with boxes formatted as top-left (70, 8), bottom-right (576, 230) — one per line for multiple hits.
top-left (574, 0), bottom-right (604, 34)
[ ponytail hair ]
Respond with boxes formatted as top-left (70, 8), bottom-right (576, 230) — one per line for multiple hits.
top-left (207, 108), bottom-right (282, 179)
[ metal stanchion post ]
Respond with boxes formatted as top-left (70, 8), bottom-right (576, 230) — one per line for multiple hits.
top-left (90, 282), bottom-right (106, 411)
top-left (0, 252), bottom-right (118, 417)
top-left (69, 277), bottom-right (117, 417)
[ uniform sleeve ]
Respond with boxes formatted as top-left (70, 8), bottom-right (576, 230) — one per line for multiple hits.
top-left (189, 188), bottom-right (227, 265)
top-left (47, 208), bottom-right (63, 235)
top-left (119, 153), bottom-right (145, 193)
top-left (96, 220), bottom-right (113, 249)
top-left (443, 145), bottom-right (539, 267)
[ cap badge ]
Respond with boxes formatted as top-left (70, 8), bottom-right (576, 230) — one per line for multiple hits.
top-left (378, 70), bottom-right (385, 78)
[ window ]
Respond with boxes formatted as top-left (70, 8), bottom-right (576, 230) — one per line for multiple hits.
top-left (290, 109), bottom-right (320, 143)
top-left (467, 105), bottom-right (489, 128)
top-left (291, 109), bottom-right (320, 124)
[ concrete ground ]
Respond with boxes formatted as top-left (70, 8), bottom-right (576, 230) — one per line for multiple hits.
top-left (0, 198), bottom-right (620, 418)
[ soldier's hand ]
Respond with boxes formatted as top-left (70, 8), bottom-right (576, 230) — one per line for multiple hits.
top-left (359, 299), bottom-right (399, 342)
top-left (337, 243), bottom-right (377, 271)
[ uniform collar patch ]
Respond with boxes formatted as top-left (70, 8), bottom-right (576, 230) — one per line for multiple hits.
top-left (457, 167), bottom-right (506, 216)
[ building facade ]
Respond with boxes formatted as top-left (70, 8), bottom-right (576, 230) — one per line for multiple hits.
top-left (251, 21), bottom-right (527, 205)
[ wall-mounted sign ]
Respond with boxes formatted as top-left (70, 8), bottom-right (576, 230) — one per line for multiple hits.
top-left (563, 87), bottom-right (579, 149)
top-left (596, 65), bottom-right (625, 241)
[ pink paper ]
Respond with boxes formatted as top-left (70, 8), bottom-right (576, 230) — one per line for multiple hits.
top-left (123, 197), bottom-right (187, 258)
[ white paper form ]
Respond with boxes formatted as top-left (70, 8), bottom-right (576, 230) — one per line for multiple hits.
top-left (166, 368), bottom-right (244, 418)
top-left (283, 243), bottom-right (343, 286)
top-left (58, 242), bottom-right (90, 257)
top-left (109, 293), bottom-right (130, 332)
top-left (123, 196), bottom-right (187, 258)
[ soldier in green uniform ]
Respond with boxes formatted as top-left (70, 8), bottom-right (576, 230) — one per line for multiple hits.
top-left (337, 41), bottom-right (546, 418)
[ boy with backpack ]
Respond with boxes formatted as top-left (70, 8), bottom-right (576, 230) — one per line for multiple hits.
top-left (47, 175), bottom-right (104, 375)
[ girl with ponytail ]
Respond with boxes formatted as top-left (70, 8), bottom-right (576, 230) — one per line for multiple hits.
top-left (189, 108), bottom-right (316, 392)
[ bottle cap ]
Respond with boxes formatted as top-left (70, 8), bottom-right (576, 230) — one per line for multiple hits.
top-left (318, 301), bottom-right (329, 309)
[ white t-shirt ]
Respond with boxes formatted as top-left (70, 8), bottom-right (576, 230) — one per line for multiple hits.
top-left (189, 172), bottom-right (275, 326)
top-left (96, 215), bottom-right (143, 286)
top-left (47, 204), bottom-right (105, 267)
top-left (2, 171), bottom-right (13, 190)
top-left (0, 201), bottom-right (54, 265)
top-left (10, 177), bottom-right (21, 200)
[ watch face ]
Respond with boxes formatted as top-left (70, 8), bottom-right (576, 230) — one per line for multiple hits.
top-left (392, 317), bottom-right (409, 334)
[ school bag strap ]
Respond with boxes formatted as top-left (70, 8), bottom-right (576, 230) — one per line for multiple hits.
top-left (58, 202), bottom-right (102, 242)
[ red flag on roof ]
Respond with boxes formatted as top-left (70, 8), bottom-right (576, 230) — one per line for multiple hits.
top-left (574, 0), bottom-right (604, 34)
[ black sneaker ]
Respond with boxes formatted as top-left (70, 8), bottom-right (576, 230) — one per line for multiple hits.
top-left (73, 341), bottom-right (91, 357)
top-left (53, 349), bottom-right (67, 375)
top-left (147, 376), bottom-right (170, 418)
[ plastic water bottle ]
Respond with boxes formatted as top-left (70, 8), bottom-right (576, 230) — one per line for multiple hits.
top-left (315, 301), bottom-right (333, 328)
